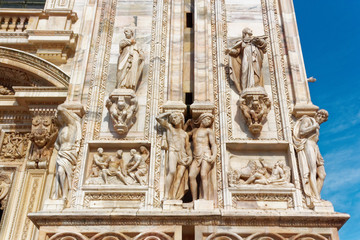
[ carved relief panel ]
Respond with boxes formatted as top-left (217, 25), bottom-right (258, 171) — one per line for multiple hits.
top-left (0, 132), bottom-right (30, 162)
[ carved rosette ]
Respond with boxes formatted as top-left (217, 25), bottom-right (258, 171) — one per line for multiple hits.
top-left (237, 87), bottom-right (271, 135)
top-left (106, 89), bottom-right (138, 135)
top-left (28, 115), bottom-right (58, 169)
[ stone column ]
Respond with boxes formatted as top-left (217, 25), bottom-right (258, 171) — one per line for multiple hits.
top-left (279, 0), bottom-right (318, 117)
top-left (190, 0), bottom-right (214, 117)
top-left (163, 0), bottom-right (186, 112)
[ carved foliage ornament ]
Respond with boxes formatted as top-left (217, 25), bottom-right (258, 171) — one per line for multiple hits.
top-left (0, 132), bottom-right (30, 161)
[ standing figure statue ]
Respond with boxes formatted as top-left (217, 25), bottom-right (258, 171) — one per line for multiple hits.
top-left (52, 104), bottom-right (82, 201)
top-left (116, 28), bottom-right (145, 90)
top-left (188, 113), bottom-right (217, 201)
top-left (156, 112), bottom-right (192, 200)
top-left (293, 109), bottom-right (328, 206)
top-left (225, 27), bottom-right (267, 93)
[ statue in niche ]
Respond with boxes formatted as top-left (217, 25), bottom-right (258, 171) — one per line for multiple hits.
top-left (116, 28), bottom-right (145, 90)
top-left (156, 112), bottom-right (192, 200)
top-left (28, 115), bottom-right (58, 169)
top-left (225, 27), bottom-right (267, 93)
top-left (52, 104), bottom-right (82, 201)
top-left (228, 158), bottom-right (291, 187)
top-left (101, 150), bottom-right (128, 185)
top-left (293, 109), bottom-right (328, 206)
top-left (106, 94), bottom-right (138, 135)
top-left (126, 147), bottom-right (149, 185)
top-left (187, 113), bottom-right (217, 201)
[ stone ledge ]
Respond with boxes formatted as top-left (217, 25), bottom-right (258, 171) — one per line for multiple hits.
top-left (28, 210), bottom-right (349, 229)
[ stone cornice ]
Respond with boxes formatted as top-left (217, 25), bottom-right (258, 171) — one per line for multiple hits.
top-left (28, 210), bottom-right (349, 229)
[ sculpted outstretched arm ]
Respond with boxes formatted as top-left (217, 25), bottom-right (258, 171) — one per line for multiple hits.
top-left (299, 118), bottom-right (318, 137)
top-left (155, 112), bottom-right (172, 129)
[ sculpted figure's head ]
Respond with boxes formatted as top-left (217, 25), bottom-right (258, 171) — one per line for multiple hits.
top-left (116, 150), bottom-right (123, 157)
top-left (130, 149), bottom-right (137, 156)
top-left (124, 28), bottom-right (134, 39)
top-left (315, 109), bottom-right (329, 124)
top-left (195, 113), bottom-right (214, 128)
top-left (117, 100), bottom-right (126, 110)
top-left (97, 148), bottom-right (104, 154)
top-left (169, 112), bottom-right (184, 127)
top-left (140, 146), bottom-right (147, 154)
top-left (242, 27), bottom-right (253, 41)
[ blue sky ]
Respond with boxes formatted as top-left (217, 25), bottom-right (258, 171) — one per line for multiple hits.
top-left (293, 1), bottom-right (360, 239)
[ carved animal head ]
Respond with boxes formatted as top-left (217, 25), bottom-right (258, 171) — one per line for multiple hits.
top-left (30, 116), bottom-right (56, 148)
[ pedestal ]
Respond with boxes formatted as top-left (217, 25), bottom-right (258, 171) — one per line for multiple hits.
top-left (163, 200), bottom-right (183, 211)
top-left (193, 199), bottom-right (214, 210)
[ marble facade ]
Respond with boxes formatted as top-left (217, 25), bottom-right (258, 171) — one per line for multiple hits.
top-left (0, 0), bottom-right (349, 239)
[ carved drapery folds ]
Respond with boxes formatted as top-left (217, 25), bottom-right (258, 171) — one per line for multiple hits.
top-left (226, 27), bottom-right (271, 135)
top-left (51, 104), bottom-right (82, 203)
top-left (228, 158), bottom-right (291, 187)
top-left (293, 109), bottom-right (328, 208)
top-left (0, 172), bottom-right (12, 210)
top-left (86, 146), bottom-right (149, 186)
top-left (28, 115), bottom-right (58, 169)
top-left (106, 28), bottom-right (144, 136)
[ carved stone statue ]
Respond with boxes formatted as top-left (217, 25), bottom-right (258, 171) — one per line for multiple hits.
top-left (225, 27), bottom-right (267, 93)
top-left (52, 104), bottom-right (82, 201)
top-left (126, 147), bottom-right (149, 185)
top-left (0, 172), bottom-right (11, 210)
top-left (293, 109), bottom-right (328, 206)
top-left (228, 158), bottom-right (291, 187)
top-left (225, 27), bottom-right (271, 136)
top-left (238, 95), bottom-right (271, 134)
top-left (106, 92), bottom-right (138, 135)
top-left (188, 113), bottom-right (217, 201)
top-left (116, 28), bottom-right (145, 90)
top-left (156, 112), bottom-right (192, 200)
top-left (28, 116), bottom-right (58, 169)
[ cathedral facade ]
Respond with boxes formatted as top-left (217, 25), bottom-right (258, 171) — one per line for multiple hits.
top-left (0, 0), bottom-right (349, 239)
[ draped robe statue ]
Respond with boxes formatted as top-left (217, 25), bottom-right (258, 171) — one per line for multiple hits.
top-left (52, 104), bottom-right (82, 201)
top-left (293, 110), bottom-right (328, 207)
top-left (226, 28), bottom-right (267, 93)
top-left (116, 28), bottom-right (145, 90)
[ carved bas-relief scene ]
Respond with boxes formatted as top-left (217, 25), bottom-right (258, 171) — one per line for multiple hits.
top-left (0, 0), bottom-right (350, 238)
top-left (85, 146), bottom-right (149, 186)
